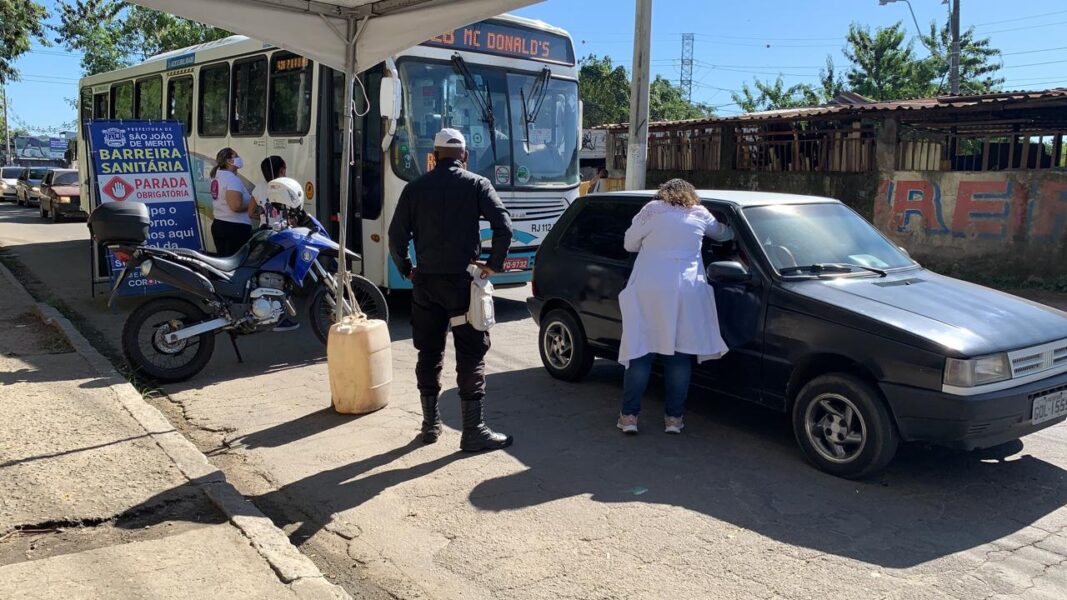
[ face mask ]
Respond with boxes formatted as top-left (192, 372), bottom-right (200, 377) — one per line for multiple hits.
top-left (231, 157), bottom-right (244, 169)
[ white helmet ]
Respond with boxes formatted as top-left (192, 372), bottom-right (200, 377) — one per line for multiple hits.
top-left (266, 177), bottom-right (304, 209)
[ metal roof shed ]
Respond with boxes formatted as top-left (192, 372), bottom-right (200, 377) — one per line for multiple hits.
top-left (128, 0), bottom-right (543, 319)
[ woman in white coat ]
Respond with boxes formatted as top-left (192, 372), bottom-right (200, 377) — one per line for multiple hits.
top-left (616, 179), bottom-right (733, 434)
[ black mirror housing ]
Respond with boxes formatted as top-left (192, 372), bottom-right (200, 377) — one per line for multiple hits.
top-left (708, 261), bottom-right (751, 283)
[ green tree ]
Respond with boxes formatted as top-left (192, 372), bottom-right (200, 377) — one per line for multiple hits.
top-left (54, 1), bottom-right (230, 77)
top-left (843, 22), bottom-right (936, 100)
top-left (0, 0), bottom-right (50, 84)
top-left (731, 77), bottom-right (819, 113)
top-left (650, 75), bottom-right (714, 121)
top-left (920, 21), bottom-right (1003, 95)
top-left (578, 55), bottom-right (630, 127)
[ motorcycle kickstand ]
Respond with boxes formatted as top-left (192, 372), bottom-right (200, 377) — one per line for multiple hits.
top-left (228, 332), bottom-right (244, 363)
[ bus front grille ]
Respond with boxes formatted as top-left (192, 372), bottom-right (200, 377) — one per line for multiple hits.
top-left (503, 196), bottom-right (569, 221)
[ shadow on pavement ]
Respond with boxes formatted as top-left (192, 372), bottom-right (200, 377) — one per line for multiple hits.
top-left (453, 364), bottom-right (1067, 569)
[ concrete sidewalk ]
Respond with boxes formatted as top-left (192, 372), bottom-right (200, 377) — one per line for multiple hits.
top-left (0, 263), bottom-right (349, 600)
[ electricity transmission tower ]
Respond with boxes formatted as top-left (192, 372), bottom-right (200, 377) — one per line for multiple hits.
top-left (680, 33), bottom-right (694, 102)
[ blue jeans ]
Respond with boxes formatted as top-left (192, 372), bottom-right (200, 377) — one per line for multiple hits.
top-left (621, 353), bottom-right (693, 418)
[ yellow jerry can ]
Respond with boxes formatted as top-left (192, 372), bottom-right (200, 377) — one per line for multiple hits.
top-left (327, 315), bottom-right (392, 414)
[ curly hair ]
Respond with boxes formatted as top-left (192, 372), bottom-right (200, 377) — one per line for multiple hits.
top-left (654, 178), bottom-right (700, 208)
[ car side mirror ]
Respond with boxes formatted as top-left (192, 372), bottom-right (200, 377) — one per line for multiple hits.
top-left (708, 261), bottom-right (752, 284)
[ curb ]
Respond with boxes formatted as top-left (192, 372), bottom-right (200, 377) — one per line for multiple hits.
top-left (0, 262), bottom-right (351, 600)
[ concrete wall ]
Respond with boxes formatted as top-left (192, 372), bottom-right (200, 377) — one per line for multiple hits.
top-left (875, 170), bottom-right (1067, 276)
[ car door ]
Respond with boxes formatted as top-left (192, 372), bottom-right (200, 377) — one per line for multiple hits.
top-left (694, 203), bottom-right (777, 409)
top-left (40, 172), bottom-right (53, 209)
top-left (555, 197), bottom-right (644, 354)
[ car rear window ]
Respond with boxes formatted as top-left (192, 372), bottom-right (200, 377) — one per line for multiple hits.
top-left (29, 169), bottom-right (49, 179)
top-left (560, 200), bottom-right (643, 261)
top-left (2, 167), bottom-right (21, 178)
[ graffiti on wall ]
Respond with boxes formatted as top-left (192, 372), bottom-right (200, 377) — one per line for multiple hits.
top-left (876, 173), bottom-right (1067, 244)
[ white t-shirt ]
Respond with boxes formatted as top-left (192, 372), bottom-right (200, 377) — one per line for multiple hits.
top-left (211, 170), bottom-right (251, 225)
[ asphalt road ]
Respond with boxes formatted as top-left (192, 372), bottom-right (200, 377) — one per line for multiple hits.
top-left (2, 201), bottom-right (1067, 600)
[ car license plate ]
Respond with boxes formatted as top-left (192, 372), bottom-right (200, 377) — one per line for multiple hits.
top-left (1032, 389), bottom-right (1067, 425)
top-left (502, 257), bottom-right (529, 271)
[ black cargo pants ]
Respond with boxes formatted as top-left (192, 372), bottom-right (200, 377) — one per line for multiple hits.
top-left (411, 273), bottom-right (491, 401)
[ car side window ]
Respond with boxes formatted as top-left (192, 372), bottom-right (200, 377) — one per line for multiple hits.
top-left (43, 172), bottom-right (52, 186)
top-left (560, 200), bottom-right (643, 262)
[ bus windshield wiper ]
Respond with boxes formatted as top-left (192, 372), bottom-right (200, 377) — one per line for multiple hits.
top-left (780, 263), bottom-right (888, 277)
top-left (520, 67), bottom-right (552, 149)
top-left (451, 54), bottom-right (497, 162)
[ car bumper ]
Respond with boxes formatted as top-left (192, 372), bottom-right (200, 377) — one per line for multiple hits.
top-left (527, 296), bottom-right (545, 325)
top-left (882, 370), bottom-right (1067, 450)
top-left (55, 202), bottom-right (86, 216)
top-left (1, 190), bottom-right (15, 200)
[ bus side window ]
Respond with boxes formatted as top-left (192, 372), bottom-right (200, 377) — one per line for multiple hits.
top-left (80, 88), bottom-right (93, 124)
top-left (135, 76), bottom-right (162, 120)
top-left (111, 81), bottom-right (133, 119)
top-left (93, 92), bottom-right (109, 120)
top-left (167, 76), bottom-right (194, 137)
top-left (231, 56), bottom-right (268, 136)
top-left (199, 63), bottom-right (230, 137)
top-left (269, 52), bottom-right (313, 135)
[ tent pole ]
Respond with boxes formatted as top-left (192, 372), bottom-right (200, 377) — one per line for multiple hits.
top-left (336, 14), bottom-right (357, 323)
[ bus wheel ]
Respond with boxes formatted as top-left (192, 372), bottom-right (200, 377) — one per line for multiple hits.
top-left (309, 274), bottom-right (389, 345)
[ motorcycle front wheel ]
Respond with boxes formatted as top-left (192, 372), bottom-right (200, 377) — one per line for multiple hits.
top-left (121, 297), bottom-right (216, 383)
top-left (309, 274), bottom-right (389, 345)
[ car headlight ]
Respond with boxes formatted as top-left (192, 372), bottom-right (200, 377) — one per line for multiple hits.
top-left (32, 186), bottom-right (40, 192)
top-left (57, 196), bottom-right (71, 203)
top-left (0, 182), bottom-right (7, 189)
top-left (944, 354), bottom-right (1011, 387)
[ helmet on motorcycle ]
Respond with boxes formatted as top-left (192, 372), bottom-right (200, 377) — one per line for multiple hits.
top-left (266, 177), bottom-right (304, 210)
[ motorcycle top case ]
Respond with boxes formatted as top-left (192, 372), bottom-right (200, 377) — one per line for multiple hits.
top-left (88, 202), bottom-right (150, 245)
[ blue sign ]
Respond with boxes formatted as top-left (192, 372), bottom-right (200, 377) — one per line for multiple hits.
top-left (165, 53), bottom-right (195, 70)
top-left (87, 120), bottom-right (204, 296)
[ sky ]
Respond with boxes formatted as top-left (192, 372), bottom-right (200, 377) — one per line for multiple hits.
top-left (7, 0), bottom-right (1067, 131)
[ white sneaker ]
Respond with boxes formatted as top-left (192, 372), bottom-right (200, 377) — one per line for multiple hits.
top-left (665, 416), bottom-right (684, 434)
top-left (617, 414), bottom-right (638, 434)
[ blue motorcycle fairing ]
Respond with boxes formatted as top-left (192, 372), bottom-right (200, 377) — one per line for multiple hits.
top-left (257, 226), bottom-right (340, 287)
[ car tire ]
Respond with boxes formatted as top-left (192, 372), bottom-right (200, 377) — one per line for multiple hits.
top-left (792, 373), bottom-right (899, 479)
top-left (538, 308), bottom-right (594, 382)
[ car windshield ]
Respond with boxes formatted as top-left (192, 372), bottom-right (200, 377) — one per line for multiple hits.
top-left (2, 167), bottom-right (21, 178)
top-left (391, 59), bottom-right (579, 188)
top-left (744, 203), bottom-right (915, 274)
top-left (29, 169), bottom-right (49, 180)
top-left (53, 172), bottom-right (79, 186)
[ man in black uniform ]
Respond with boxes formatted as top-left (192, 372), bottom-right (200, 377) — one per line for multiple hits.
top-left (388, 128), bottom-right (513, 452)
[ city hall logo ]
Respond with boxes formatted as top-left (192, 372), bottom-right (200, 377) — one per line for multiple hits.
top-left (102, 128), bottom-right (127, 148)
top-left (102, 176), bottom-right (134, 202)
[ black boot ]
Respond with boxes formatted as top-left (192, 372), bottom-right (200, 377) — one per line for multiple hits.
top-left (420, 395), bottom-right (442, 444)
top-left (460, 400), bottom-right (512, 452)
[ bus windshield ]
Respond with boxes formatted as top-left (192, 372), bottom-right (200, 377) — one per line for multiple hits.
top-left (391, 59), bottom-right (578, 188)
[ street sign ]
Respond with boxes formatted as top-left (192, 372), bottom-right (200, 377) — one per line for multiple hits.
top-left (86, 120), bottom-right (204, 296)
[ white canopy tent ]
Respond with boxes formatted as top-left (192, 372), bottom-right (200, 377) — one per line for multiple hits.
top-left (128, 0), bottom-right (544, 319)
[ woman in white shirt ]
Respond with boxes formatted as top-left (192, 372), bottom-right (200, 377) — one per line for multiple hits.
top-left (616, 179), bottom-right (733, 435)
top-left (209, 147), bottom-right (252, 256)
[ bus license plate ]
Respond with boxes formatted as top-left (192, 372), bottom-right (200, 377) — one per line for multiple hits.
top-left (502, 257), bottom-right (529, 271)
top-left (1032, 390), bottom-right (1067, 425)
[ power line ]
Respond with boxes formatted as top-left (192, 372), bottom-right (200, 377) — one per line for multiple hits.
top-left (972, 9), bottom-right (1067, 27)
top-left (1000, 59), bottom-right (1067, 70)
top-left (1002, 46), bottom-right (1067, 57)
top-left (976, 19), bottom-right (1067, 35)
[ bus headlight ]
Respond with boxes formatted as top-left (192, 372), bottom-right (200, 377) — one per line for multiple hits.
top-left (944, 354), bottom-right (1011, 387)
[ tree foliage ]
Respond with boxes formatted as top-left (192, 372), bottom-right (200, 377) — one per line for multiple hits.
top-left (578, 55), bottom-right (712, 127)
top-left (0, 0), bottom-right (50, 84)
top-left (54, 1), bottom-right (230, 77)
top-left (920, 21), bottom-right (1004, 95)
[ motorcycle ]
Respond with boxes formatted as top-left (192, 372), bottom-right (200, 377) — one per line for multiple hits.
top-left (88, 201), bottom-right (389, 383)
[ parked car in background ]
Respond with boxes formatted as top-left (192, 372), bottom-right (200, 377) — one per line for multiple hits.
top-left (15, 167), bottom-right (50, 207)
top-left (39, 169), bottom-right (84, 222)
top-left (528, 190), bottom-right (1067, 479)
top-left (1, 166), bottom-right (21, 202)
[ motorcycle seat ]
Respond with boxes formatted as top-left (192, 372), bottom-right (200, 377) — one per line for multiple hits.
top-left (170, 246), bottom-right (249, 274)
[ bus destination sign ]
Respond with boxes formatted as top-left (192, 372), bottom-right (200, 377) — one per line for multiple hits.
top-left (424, 21), bottom-right (574, 65)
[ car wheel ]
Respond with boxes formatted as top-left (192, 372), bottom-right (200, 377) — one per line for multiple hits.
top-left (792, 373), bottom-right (899, 479)
top-left (538, 308), bottom-right (594, 382)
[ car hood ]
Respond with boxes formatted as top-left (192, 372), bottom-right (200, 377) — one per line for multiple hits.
top-left (1, 178), bottom-right (17, 185)
top-left (25, 179), bottom-right (43, 185)
top-left (51, 185), bottom-right (79, 195)
top-left (784, 269), bottom-right (1067, 357)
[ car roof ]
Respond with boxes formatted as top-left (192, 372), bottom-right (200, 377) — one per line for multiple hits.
top-left (595, 189), bottom-right (841, 208)
top-left (51, 169), bottom-right (77, 174)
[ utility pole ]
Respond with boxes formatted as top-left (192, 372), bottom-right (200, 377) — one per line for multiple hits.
top-left (625, 0), bottom-right (652, 191)
top-left (949, 0), bottom-right (961, 95)
top-left (680, 33), bottom-right (694, 103)
top-left (1, 86), bottom-right (10, 165)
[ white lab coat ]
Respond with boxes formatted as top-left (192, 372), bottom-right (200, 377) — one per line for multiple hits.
top-left (617, 200), bottom-right (733, 368)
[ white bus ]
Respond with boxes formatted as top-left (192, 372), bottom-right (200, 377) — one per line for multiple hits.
top-left (77, 14), bottom-right (580, 289)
